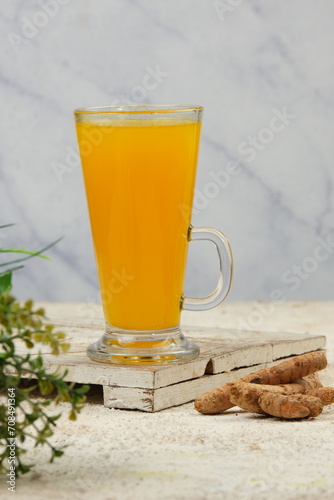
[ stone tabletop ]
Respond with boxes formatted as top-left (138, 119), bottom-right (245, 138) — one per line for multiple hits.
top-left (2, 301), bottom-right (334, 500)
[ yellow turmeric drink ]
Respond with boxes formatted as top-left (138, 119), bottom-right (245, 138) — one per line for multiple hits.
top-left (76, 119), bottom-right (201, 331)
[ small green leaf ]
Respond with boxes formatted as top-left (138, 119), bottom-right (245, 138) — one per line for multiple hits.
top-left (25, 413), bottom-right (39, 424)
top-left (23, 339), bottom-right (34, 349)
top-left (17, 462), bottom-right (32, 475)
top-left (60, 343), bottom-right (70, 353)
top-left (40, 399), bottom-right (52, 406)
top-left (68, 410), bottom-right (77, 421)
top-left (34, 308), bottom-right (45, 316)
top-left (38, 380), bottom-right (54, 395)
top-left (0, 272), bottom-right (12, 294)
top-left (25, 299), bottom-right (33, 310)
top-left (50, 448), bottom-right (64, 462)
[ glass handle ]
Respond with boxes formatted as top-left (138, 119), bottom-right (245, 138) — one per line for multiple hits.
top-left (182, 226), bottom-right (233, 311)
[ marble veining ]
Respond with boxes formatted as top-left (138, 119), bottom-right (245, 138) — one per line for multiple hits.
top-left (1, 0), bottom-right (334, 304)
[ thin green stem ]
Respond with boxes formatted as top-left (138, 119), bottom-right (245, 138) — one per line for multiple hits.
top-left (0, 237), bottom-right (63, 268)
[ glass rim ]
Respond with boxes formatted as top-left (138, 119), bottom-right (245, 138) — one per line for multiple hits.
top-left (74, 104), bottom-right (203, 115)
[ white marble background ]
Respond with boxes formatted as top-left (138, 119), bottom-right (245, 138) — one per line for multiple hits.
top-left (1, 0), bottom-right (334, 304)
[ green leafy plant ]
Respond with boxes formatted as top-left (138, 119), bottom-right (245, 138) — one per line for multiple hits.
top-left (0, 224), bottom-right (89, 476)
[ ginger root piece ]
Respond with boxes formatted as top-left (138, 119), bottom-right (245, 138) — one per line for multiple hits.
top-left (229, 375), bottom-right (322, 414)
top-left (294, 372), bottom-right (323, 390)
top-left (247, 351), bottom-right (327, 385)
top-left (195, 351), bottom-right (327, 415)
top-left (308, 387), bottom-right (334, 405)
top-left (230, 382), bottom-right (274, 414)
top-left (194, 384), bottom-right (233, 415)
top-left (258, 393), bottom-right (324, 419)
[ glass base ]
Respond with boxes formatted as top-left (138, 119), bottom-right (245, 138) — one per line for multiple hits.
top-left (87, 324), bottom-right (200, 365)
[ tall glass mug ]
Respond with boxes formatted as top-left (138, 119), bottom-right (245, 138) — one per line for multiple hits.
top-left (74, 105), bottom-right (233, 364)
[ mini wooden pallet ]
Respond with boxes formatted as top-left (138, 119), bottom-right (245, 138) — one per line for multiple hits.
top-left (12, 319), bottom-right (326, 412)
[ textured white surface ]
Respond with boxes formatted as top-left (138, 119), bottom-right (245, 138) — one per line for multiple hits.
top-left (1, 1), bottom-right (334, 302)
top-left (1, 301), bottom-right (334, 500)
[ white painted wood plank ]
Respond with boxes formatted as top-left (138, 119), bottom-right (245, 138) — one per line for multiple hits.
top-left (207, 343), bottom-right (273, 374)
top-left (271, 336), bottom-right (326, 360)
top-left (103, 386), bottom-right (154, 412)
